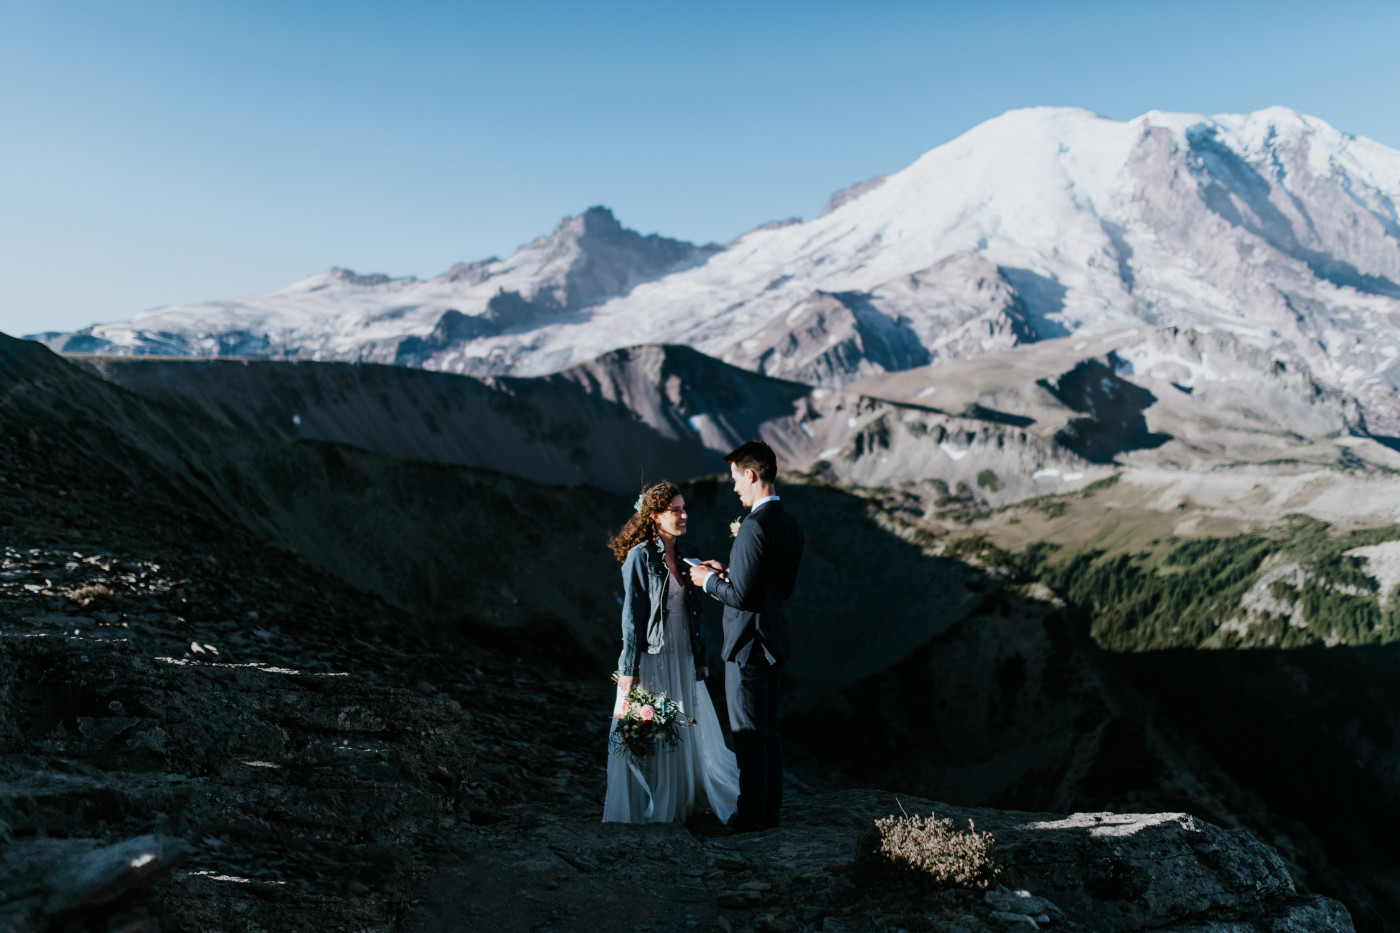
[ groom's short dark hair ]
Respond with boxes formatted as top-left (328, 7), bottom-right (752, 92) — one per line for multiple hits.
top-left (725, 440), bottom-right (777, 483)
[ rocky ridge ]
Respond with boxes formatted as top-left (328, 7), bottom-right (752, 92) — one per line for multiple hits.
top-left (726, 253), bottom-right (1035, 387)
top-left (69, 321), bottom-right (1400, 523)
top-left (71, 343), bottom-right (1109, 502)
top-left (852, 325), bottom-right (1399, 473)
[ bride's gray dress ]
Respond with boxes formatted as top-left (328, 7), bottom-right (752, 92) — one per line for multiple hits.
top-left (603, 571), bottom-right (739, 823)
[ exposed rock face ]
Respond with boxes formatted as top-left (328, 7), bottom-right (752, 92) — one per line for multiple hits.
top-left (521, 206), bottom-right (717, 312)
top-left (866, 252), bottom-right (1037, 362)
top-left (0, 335), bottom-right (630, 657)
top-left (731, 290), bottom-right (933, 386)
top-left (728, 253), bottom-right (1034, 386)
top-left (1040, 358), bottom-right (1171, 463)
top-left (821, 174), bottom-right (888, 216)
top-left (952, 802), bottom-right (1348, 931)
top-left (1116, 117), bottom-right (1400, 420)
top-left (852, 325), bottom-right (1395, 473)
top-left (0, 834), bottom-right (188, 933)
top-left (1033, 326), bottom-right (1371, 467)
top-left (1112, 326), bottom-right (1368, 438)
top-left (71, 350), bottom-right (724, 496)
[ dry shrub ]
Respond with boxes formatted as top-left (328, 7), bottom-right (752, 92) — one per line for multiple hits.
top-left (868, 812), bottom-right (1005, 892)
top-left (66, 584), bottom-right (127, 609)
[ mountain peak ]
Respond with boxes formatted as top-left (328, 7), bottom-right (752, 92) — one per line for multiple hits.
top-left (822, 175), bottom-right (887, 217)
top-left (1131, 106), bottom-right (1348, 152)
top-left (973, 106), bottom-right (1115, 136)
top-left (322, 267), bottom-right (398, 288)
top-left (577, 204), bottom-right (623, 230)
top-left (545, 205), bottom-right (626, 242)
top-left (502, 206), bottom-right (715, 311)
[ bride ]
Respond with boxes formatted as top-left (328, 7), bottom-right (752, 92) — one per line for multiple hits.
top-left (602, 482), bottom-right (739, 824)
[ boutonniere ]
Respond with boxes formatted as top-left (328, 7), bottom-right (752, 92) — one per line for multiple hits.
top-left (729, 515), bottom-right (744, 538)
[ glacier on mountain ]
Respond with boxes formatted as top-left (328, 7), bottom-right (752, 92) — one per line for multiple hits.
top-left (36, 106), bottom-right (1400, 422)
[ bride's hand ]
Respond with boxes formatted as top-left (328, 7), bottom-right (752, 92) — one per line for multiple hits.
top-left (695, 666), bottom-right (709, 682)
top-left (615, 674), bottom-right (636, 718)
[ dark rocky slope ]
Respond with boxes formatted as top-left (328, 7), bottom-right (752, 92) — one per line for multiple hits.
top-left (71, 350), bottom-right (727, 496)
top-left (72, 344), bottom-right (1103, 503)
top-left (0, 333), bottom-right (620, 928)
top-left (0, 334), bottom-right (1359, 931)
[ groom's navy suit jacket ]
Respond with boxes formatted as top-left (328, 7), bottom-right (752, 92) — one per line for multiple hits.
top-left (708, 499), bottom-right (804, 665)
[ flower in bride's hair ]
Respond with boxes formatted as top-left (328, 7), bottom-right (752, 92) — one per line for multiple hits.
top-left (640, 705), bottom-right (656, 722)
top-left (634, 493), bottom-right (646, 512)
top-left (729, 516), bottom-right (744, 538)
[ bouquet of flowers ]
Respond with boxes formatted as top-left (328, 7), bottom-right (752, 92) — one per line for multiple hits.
top-left (611, 672), bottom-right (695, 765)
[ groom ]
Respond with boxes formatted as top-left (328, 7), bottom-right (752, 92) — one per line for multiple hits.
top-left (689, 440), bottom-right (804, 832)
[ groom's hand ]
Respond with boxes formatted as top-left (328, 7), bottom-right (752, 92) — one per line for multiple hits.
top-left (689, 559), bottom-right (727, 585)
top-left (695, 666), bottom-right (709, 682)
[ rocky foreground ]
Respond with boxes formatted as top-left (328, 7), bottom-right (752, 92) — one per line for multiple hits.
top-left (0, 333), bottom-right (1360, 931)
top-left (0, 502), bottom-right (1355, 932)
top-left (407, 791), bottom-right (1354, 933)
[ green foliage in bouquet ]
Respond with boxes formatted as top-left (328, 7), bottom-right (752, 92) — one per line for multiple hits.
top-left (610, 672), bottom-right (695, 765)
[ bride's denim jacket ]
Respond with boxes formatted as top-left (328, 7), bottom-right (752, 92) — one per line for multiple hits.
top-left (617, 536), bottom-right (709, 678)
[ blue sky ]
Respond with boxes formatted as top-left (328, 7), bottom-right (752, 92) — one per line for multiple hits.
top-left (3, 0), bottom-right (1398, 337)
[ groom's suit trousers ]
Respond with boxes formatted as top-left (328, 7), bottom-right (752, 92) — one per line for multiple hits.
top-left (726, 651), bottom-right (783, 827)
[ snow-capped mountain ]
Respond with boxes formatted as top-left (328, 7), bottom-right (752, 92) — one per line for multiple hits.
top-left (39, 106), bottom-right (1400, 420)
top-left (46, 206), bottom-right (717, 366)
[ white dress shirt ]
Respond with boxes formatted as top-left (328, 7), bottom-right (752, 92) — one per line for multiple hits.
top-left (702, 496), bottom-right (780, 592)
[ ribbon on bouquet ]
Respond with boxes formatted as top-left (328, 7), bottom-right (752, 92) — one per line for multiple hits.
top-left (628, 759), bottom-right (656, 820)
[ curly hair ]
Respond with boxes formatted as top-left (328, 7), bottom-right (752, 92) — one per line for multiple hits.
top-left (608, 481), bottom-right (681, 561)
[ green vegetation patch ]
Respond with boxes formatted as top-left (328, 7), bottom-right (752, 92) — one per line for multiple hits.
top-left (1013, 533), bottom-right (1274, 650)
top-left (1009, 515), bottom-right (1400, 651)
top-left (1078, 473), bottom-right (1121, 494)
top-left (944, 534), bottom-right (1015, 569)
